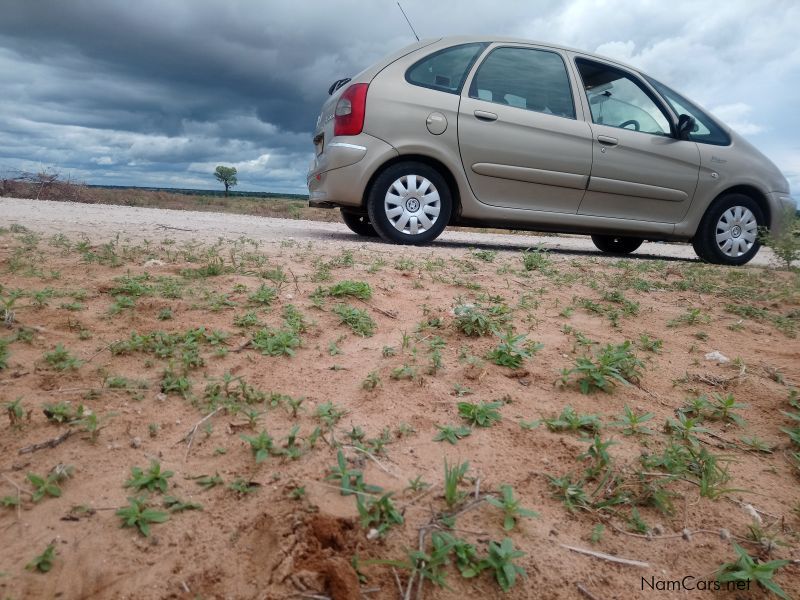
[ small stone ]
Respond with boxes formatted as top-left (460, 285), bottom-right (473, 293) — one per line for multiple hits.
top-left (366, 528), bottom-right (380, 540)
top-left (156, 393), bottom-right (167, 402)
top-left (143, 259), bottom-right (165, 267)
top-left (720, 528), bottom-right (731, 540)
top-left (682, 528), bottom-right (692, 541)
top-left (704, 351), bottom-right (730, 364)
top-left (130, 437), bottom-right (142, 449)
top-left (652, 524), bottom-right (665, 536)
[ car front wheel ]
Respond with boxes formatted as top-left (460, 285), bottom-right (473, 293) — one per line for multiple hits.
top-left (591, 234), bottom-right (643, 255)
top-left (692, 193), bottom-right (763, 265)
top-left (366, 161), bottom-right (451, 245)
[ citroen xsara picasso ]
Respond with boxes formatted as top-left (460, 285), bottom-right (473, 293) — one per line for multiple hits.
top-left (308, 36), bottom-right (794, 265)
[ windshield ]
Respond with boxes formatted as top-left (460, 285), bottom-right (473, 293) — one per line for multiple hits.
top-left (645, 76), bottom-right (731, 146)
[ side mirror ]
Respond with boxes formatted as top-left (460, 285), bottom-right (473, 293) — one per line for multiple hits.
top-left (677, 114), bottom-right (696, 140)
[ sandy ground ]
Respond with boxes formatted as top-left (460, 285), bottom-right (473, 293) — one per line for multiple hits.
top-left (0, 196), bottom-right (782, 267)
top-left (0, 198), bottom-right (798, 600)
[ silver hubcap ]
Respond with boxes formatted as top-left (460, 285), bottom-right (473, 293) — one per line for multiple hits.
top-left (384, 174), bottom-right (440, 235)
top-left (715, 206), bottom-right (757, 257)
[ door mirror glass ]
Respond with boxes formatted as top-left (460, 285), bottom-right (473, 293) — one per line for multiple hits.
top-left (677, 114), bottom-right (697, 139)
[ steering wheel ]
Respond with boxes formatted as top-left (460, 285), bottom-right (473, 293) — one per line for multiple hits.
top-left (619, 119), bottom-right (640, 131)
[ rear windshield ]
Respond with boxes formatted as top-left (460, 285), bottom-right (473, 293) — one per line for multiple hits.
top-left (645, 76), bottom-right (731, 146)
top-left (406, 43), bottom-right (488, 94)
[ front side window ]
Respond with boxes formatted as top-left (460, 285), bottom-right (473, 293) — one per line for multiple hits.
top-left (468, 46), bottom-right (576, 119)
top-left (644, 76), bottom-right (731, 146)
top-left (576, 59), bottom-right (671, 136)
top-left (406, 43), bottom-right (487, 94)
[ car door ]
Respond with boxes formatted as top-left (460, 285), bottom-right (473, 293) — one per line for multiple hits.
top-left (457, 45), bottom-right (593, 213)
top-left (573, 57), bottom-right (700, 223)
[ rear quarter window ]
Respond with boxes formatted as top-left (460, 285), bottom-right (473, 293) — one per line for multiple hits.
top-left (406, 43), bottom-right (488, 94)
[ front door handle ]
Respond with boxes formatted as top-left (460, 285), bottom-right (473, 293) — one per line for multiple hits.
top-left (474, 110), bottom-right (498, 122)
top-left (597, 135), bottom-right (618, 146)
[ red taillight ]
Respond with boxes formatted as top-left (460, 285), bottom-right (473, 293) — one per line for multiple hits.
top-left (334, 83), bottom-right (368, 136)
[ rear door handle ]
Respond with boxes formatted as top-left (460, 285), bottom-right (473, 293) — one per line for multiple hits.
top-left (474, 110), bottom-right (498, 122)
top-left (597, 135), bottom-right (618, 146)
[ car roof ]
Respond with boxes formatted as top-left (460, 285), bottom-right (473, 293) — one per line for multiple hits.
top-left (426, 35), bottom-right (643, 75)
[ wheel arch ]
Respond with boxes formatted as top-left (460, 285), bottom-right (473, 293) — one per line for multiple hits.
top-left (711, 184), bottom-right (771, 230)
top-left (361, 154), bottom-right (462, 224)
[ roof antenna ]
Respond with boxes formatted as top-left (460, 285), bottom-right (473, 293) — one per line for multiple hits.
top-left (397, 2), bottom-right (419, 41)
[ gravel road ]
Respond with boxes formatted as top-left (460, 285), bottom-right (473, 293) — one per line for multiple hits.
top-left (0, 196), bottom-right (780, 266)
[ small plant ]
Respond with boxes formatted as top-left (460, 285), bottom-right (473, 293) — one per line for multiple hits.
top-left (543, 405), bottom-right (601, 433)
top-left (333, 304), bottom-right (376, 337)
top-left (125, 460), bottom-right (173, 493)
top-left (5, 398), bottom-right (26, 427)
top-left (326, 450), bottom-right (381, 497)
top-left (590, 523), bottom-right (605, 544)
top-left (116, 496), bottom-right (169, 537)
top-left (548, 475), bottom-right (590, 511)
top-left (248, 284), bottom-right (277, 306)
top-left (163, 495), bottom-right (203, 512)
top-left (716, 542), bottom-right (790, 599)
top-left (406, 475), bottom-right (431, 492)
top-left (759, 208), bottom-right (800, 270)
top-left (668, 307), bottom-right (710, 327)
top-left (43, 344), bottom-right (82, 371)
top-left (709, 393), bottom-right (747, 426)
top-left (251, 327), bottom-right (301, 357)
top-left (433, 424), bottom-right (472, 445)
top-left (579, 435), bottom-right (616, 478)
top-left (361, 371), bottom-right (381, 390)
top-left (443, 459), bottom-right (469, 509)
top-left (26, 544), bottom-right (56, 573)
top-left (453, 303), bottom-right (501, 337)
top-left (739, 436), bottom-right (774, 453)
top-left (611, 405), bottom-right (655, 435)
top-left (241, 430), bottom-right (274, 463)
top-left (315, 401), bottom-right (346, 429)
top-left (27, 472), bottom-right (64, 502)
top-left (560, 341), bottom-right (644, 393)
top-left (228, 478), bottom-right (259, 495)
top-left (458, 400), bottom-right (502, 427)
top-left (0, 337), bottom-right (9, 370)
top-left (482, 538), bottom-right (526, 592)
top-left (486, 331), bottom-right (541, 369)
top-left (666, 412), bottom-right (709, 447)
top-left (327, 280), bottom-right (372, 300)
top-left (521, 247), bottom-right (551, 272)
top-left (356, 492), bottom-right (404, 536)
top-left (195, 473), bottom-right (224, 490)
top-left (486, 484), bottom-right (538, 531)
top-left (638, 334), bottom-right (663, 353)
top-left (157, 308), bottom-right (173, 321)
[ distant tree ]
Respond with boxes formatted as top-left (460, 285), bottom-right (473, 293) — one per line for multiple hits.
top-left (214, 165), bottom-right (238, 196)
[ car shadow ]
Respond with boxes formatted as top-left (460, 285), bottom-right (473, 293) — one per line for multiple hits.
top-left (319, 231), bottom-right (699, 263)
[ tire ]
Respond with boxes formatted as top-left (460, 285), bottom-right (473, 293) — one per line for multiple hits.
top-left (591, 234), bottom-right (643, 255)
top-left (692, 193), bottom-right (763, 266)
top-left (340, 209), bottom-right (378, 237)
top-left (366, 161), bottom-right (452, 245)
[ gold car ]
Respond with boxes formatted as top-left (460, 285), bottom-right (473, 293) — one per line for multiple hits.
top-left (308, 36), bottom-right (794, 265)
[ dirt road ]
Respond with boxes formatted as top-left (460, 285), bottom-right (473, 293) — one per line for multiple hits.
top-left (0, 197), bottom-right (780, 266)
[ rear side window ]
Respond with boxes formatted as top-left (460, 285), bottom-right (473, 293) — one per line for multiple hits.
top-left (468, 47), bottom-right (576, 119)
top-left (406, 43), bottom-right (487, 94)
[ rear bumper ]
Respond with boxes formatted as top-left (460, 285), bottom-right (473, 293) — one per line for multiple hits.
top-left (307, 133), bottom-right (397, 208)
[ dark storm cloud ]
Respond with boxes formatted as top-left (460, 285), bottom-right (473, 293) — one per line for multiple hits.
top-left (0, 0), bottom-right (796, 192)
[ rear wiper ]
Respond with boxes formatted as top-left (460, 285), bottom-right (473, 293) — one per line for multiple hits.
top-left (328, 78), bottom-right (351, 95)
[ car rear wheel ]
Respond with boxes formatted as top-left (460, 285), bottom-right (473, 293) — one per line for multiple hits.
top-left (340, 209), bottom-right (378, 237)
top-left (591, 234), bottom-right (643, 255)
top-left (366, 161), bottom-right (451, 245)
top-left (692, 193), bottom-right (763, 266)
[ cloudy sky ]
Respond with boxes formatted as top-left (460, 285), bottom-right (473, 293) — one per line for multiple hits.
top-left (0, 0), bottom-right (797, 194)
